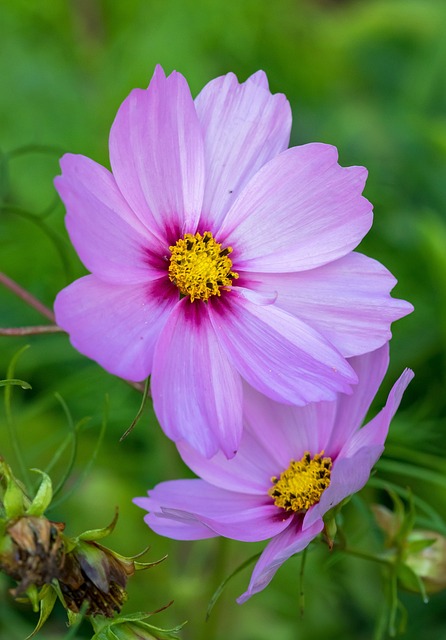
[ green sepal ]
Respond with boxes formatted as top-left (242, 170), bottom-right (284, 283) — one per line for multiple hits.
top-left (25, 584), bottom-right (40, 612)
top-left (397, 563), bottom-right (429, 603)
top-left (76, 509), bottom-right (119, 542)
top-left (323, 513), bottom-right (337, 548)
top-left (26, 469), bottom-right (53, 516)
top-left (90, 608), bottom-right (184, 640)
top-left (406, 536), bottom-right (436, 555)
top-left (134, 554), bottom-right (167, 571)
top-left (24, 584), bottom-right (57, 639)
top-left (2, 474), bottom-right (25, 518)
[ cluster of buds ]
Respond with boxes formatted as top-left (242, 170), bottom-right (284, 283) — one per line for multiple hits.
top-left (372, 494), bottom-right (446, 598)
top-left (0, 458), bottom-right (178, 639)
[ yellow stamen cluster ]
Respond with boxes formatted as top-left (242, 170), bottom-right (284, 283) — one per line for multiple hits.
top-left (168, 231), bottom-right (238, 302)
top-left (269, 451), bottom-right (332, 512)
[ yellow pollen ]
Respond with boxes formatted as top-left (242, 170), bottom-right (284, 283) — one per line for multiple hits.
top-left (168, 231), bottom-right (239, 302)
top-left (268, 451), bottom-right (332, 512)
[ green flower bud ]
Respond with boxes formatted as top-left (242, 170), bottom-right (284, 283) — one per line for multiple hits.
top-left (404, 530), bottom-right (446, 594)
top-left (98, 622), bottom-right (158, 640)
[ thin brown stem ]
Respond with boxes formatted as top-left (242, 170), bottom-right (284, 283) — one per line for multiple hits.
top-left (0, 325), bottom-right (64, 336)
top-left (0, 271), bottom-right (55, 322)
top-left (0, 272), bottom-right (146, 396)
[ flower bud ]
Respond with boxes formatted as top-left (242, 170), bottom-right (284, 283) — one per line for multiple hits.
top-left (404, 530), bottom-right (446, 594)
top-left (59, 539), bottom-right (135, 617)
top-left (96, 622), bottom-right (158, 640)
top-left (0, 516), bottom-right (65, 596)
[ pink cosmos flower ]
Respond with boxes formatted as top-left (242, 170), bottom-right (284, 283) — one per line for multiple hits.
top-left (54, 66), bottom-right (412, 458)
top-left (134, 345), bottom-right (414, 602)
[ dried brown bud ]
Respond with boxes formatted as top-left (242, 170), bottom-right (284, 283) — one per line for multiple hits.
top-left (58, 540), bottom-right (135, 617)
top-left (0, 516), bottom-right (65, 595)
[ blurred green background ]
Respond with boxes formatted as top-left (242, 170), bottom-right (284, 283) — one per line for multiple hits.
top-left (1, 0), bottom-right (446, 638)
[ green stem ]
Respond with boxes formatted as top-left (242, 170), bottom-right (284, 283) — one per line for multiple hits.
top-left (299, 547), bottom-right (308, 617)
top-left (339, 546), bottom-right (391, 567)
top-left (202, 537), bottom-right (229, 640)
top-left (4, 345), bottom-right (32, 491)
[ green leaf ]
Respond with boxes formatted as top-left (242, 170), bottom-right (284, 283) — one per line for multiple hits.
top-left (378, 459), bottom-right (446, 491)
top-left (4, 345), bottom-right (32, 491)
top-left (0, 204), bottom-right (72, 279)
top-left (49, 395), bottom-right (108, 512)
top-left (369, 477), bottom-right (446, 536)
top-left (0, 378), bottom-right (32, 389)
top-left (0, 148), bottom-right (10, 202)
top-left (119, 377), bottom-right (151, 441)
top-left (206, 552), bottom-right (261, 620)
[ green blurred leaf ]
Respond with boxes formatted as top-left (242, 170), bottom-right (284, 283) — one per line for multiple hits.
top-left (0, 378), bottom-right (31, 389)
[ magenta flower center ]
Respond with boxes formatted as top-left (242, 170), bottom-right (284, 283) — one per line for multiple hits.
top-left (268, 451), bottom-right (332, 512)
top-left (168, 231), bottom-right (239, 302)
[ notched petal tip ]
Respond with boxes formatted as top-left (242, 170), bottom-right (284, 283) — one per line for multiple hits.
top-left (247, 70), bottom-right (269, 89)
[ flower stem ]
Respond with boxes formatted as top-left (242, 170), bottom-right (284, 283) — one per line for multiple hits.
top-left (339, 546), bottom-right (391, 566)
top-left (202, 537), bottom-right (229, 640)
top-left (0, 271), bottom-right (55, 322)
top-left (0, 325), bottom-right (64, 336)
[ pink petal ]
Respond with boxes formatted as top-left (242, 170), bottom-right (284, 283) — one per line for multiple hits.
top-left (247, 252), bottom-right (413, 357)
top-left (303, 445), bottom-right (384, 531)
top-left (194, 71), bottom-right (291, 229)
top-left (135, 480), bottom-right (290, 542)
top-left (177, 383), bottom-right (336, 495)
top-left (237, 516), bottom-right (324, 603)
top-left (151, 299), bottom-right (243, 459)
top-left (135, 493), bottom-right (216, 541)
top-left (340, 367), bottom-right (415, 457)
top-left (178, 428), bottom-right (277, 496)
top-left (54, 275), bottom-right (176, 381)
top-left (304, 366), bottom-right (414, 530)
top-left (55, 154), bottom-right (164, 283)
top-left (109, 65), bottom-right (205, 241)
top-left (325, 345), bottom-right (390, 457)
top-left (242, 383), bottom-right (338, 467)
top-left (209, 289), bottom-right (357, 406)
top-left (218, 144), bottom-right (372, 272)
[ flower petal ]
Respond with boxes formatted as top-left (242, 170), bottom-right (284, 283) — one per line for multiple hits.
top-left (135, 495), bottom-right (216, 541)
top-left (304, 367), bottom-right (414, 530)
top-left (55, 154), bottom-right (164, 283)
top-left (247, 252), bottom-right (413, 357)
top-left (340, 367), bottom-right (415, 457)
top-left (135, 480), bottom-right (290, 542)
top-left (54, 275), bottom-right (176, 381)
top-left (177, 382), bottom-right (337, 495)
top-left (178, 426), bottom-right (277, 496)
top-left (151, 299), bottom-right (243, 459)
top-left (195, 71), bottom-right (291, 229)
top-left (325, 344), bottom-right (391, 456)
top-left (109, 65), bottom-right (205, 241)
top-left (303, 445), bottom-right (384, 531)
top-left (209, 290), bottom-right (357, 406)
top-left (237, 516), bottom-right (324, 603)
top-left (242, 383), bottom-right (338, 467)
top-left (219, 144), bottom-right (372, 272)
